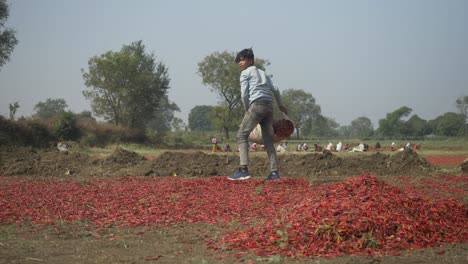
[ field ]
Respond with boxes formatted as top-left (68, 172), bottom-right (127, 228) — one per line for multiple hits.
top-left (0, 142), bottom-right (467, 264)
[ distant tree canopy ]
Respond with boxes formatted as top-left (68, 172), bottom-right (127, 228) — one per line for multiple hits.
top-left (197, 50), bottom-right (269, 139)
top-left (429, 112), bottom-right (465, 137)
top-left (146, 94), bottom-right (181, 133)
top-left (82, 40), bottom-right (170, 130)
top-left (0, 0), bottom-right (18, 70)
top-left (377, 106), bottom-right (412, 138)
top-left (306, 115), bottom-right (339, 138)
top-left (188, 105), bottom-right (215, 131)
top-left (279, 89), bottom-right (321, 139)
top-left (402, 114), bottom-right (429, 137)
top-left (349, 116), bottom-right (374, 138)
top-left (8, 101), bottom-right (19, 120)
top-left (75, 110), bottom-right (95, 121)
top-left (33, 98), bottom-right (68, 120)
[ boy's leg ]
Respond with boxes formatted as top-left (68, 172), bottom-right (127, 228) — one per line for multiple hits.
top-left (259, 106), bottom-right (279, 172)
top-left (237, 103), bottom-right (268, 167)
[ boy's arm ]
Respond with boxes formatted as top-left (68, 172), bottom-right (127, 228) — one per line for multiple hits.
top-left (267, 76), bottom-right (288, 114)
top-left (274, 88), bottom-right (288, 114)
top-left (240, 70), bottom-right (250, 110)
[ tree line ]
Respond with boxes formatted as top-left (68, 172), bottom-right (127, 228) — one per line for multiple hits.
top-left (5, 41), bottom-right (468, 141)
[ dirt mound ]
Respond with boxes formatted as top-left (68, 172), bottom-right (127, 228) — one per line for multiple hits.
top-left (104, 147), bottom-right (145, 165)
top-left (389, 149), bottom-right (432, 171)
top-left (0, 146), bottom-right (90, 176)
top-left (461, 158), bottom-right (468, 173)
top-left (0, 146), bottom-right (435, 179)
top-left (148, 151), bottom-right (238, 177)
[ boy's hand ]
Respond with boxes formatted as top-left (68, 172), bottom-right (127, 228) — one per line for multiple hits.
top-left (279, 105), bottom-right (288, 115)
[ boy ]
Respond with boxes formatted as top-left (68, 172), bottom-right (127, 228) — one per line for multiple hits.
top-left (228, 48), bottom-right (288, 181)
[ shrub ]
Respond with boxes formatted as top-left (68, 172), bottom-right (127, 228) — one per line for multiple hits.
top-left (28, 120), bottom-right (55, 148)
top-left (54, 111), bottom-right (80, 141)
top-left (78, 120), bottom-right (146, 147)
top-left (0, 116), bottom-right (55, 147)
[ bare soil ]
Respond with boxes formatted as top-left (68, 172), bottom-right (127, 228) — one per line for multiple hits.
top-left (462, 159), bottom-right (468, 173)
top-left (0, 145), bottom-right (448, 180)
top-left (0, 145), bottom-right (467, 264)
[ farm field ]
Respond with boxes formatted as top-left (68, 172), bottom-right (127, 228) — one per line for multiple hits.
top-left (0, 144), bottom-right (467, 264)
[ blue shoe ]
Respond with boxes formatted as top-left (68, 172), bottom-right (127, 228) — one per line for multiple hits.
top-left (265, 171), bottom-right (280, 181)
top-left (228, 167), bottom-right (251, 180)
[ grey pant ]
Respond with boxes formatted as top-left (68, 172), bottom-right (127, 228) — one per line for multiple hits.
top-left (237, 101), bottom-right (279, 172)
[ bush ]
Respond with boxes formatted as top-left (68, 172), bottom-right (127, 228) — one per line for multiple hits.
top-left (146, 130), bottom-right (219, 149)
top-left (78, 120), bottom-right (146, 147)
top-left (29, 120), bottom-right (55, 148)
top-left (0, 116), bottom-right (55, 147)
top-left (54, 111), bottom-right (80, 141)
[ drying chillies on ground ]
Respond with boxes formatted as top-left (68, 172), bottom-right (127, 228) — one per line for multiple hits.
top-left (218, 174), bottom-right (467, 257)
top-left (425, 156), bottom-right (467, 165)
top-left (0, 174), bottom-right (466, 258)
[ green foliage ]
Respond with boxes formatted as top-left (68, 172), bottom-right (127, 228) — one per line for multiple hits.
top-left (146, 94), bottom-right (180, 132)
top-left (0, 116), bottom-right (55, 147)
top-left (171, 117), bottom-right (185, 132)
top-left (75, 110), bottom-right (95, 121)
top-left (211, 104), bottom-right (243, 134)
top-left (82, 40), bottom-right (170, 129)
top-left (0, 0), bottom-right (18, 69)
top-left (8, 101), bottom-right (19, 120)
top-left (188, 105), bottom-right (215, 131)
top-left (278, 89), bottom-right (321, 139)
top-left (304, 115), bottom-right (339, 138)
top-left (429, 112), bottom-right (465, 137)
top-left (349, 116), bottom-right (374, 138)
top-left (377, 106), bottom-right (412, 138)
top-left (28, 121), bottom-right (54, 148)
top-left (33, 98), bottom-right (68, 120)
top-left (78, 120), bottom-right (146, 147)
top-left (54, 111), bottom-right (80, 140)
top-left (402, 114), bottom-right (429, 138)
top-left (146, 130), bottom-right (216, 148)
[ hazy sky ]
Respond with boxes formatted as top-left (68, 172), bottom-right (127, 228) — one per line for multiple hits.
top-left (1, 0), bottom-right (467, 127)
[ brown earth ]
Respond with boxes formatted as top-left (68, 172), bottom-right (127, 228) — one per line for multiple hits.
top-left (462, 158), bottom-right (468, 173)
top-left (0, 145), bottom-right (442, 181)
top-left (0, 145), bottom-right (467, 264)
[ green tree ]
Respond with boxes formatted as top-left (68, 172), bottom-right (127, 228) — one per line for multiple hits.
top-left (171, 117), bottom-right (185, 132)
top-left (349, 116), bottom-right (374, 138)
top-left (33, 98), bottom-right (68, 120)
top-left (0, 0), bottom-right (18, 70)
top-left (279, 89), bottom-right (321, 139)
top-left (402, 114), bottom-right (428, 138)
top-left (429, 112), bottom-right (464, 137)
top-left (210, 104), bottom-right (244, 136)
top-left (303, 114), bottom-right (339, 138)
top-left (188, 105), bottom-right (215, 131)
top-left (8, 101), bottom-right (19, 120)
top-left (75, 110), bottom-right (95, 121)
top-left (455, 95), bottom-right (468, 136)
top-left (377, 106), bottom-right (412, 138)
top-left (82, 40), bottom-right (169, 129)
top-left (197, 50), bottom-right (268, 139)
top-left (146, 94), bottom-right (180, 132)
top-left (54, 111), bottom-right (80, 140)
top-left (337, 125), bottom-right (352, 138)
